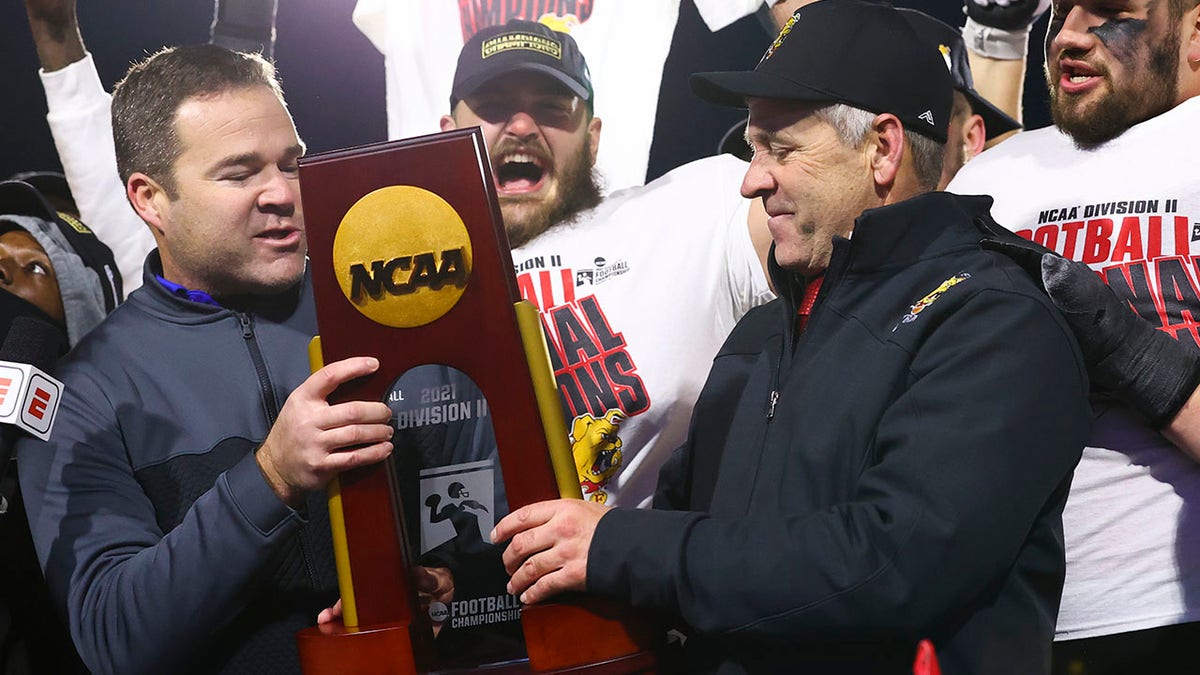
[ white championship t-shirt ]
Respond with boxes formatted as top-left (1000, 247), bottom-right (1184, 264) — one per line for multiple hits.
top-left (949, 96), bottom-right (1200, 640)
top-left (512, 154), bottom-right (773, 507)
top-left (352, 0), bottom-right (765, 194)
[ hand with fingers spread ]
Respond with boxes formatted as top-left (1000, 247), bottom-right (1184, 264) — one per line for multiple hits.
top-left (490, 499), bottom-right (610, 604)
top-left (256, 356), bottom-right (395, 508)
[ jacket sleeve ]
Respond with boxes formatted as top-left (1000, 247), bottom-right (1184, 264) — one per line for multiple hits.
top-left (17, 365), bottom-right (303, 675)
top-left (40, 53), bottom-right (154, 294)
top-left (588, 288), bottom-right (1090, 638)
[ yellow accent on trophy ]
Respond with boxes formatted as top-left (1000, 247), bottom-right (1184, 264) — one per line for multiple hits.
top-left (309, 336), bottom-right (359, 627)
top-left (333, 186), bottom-right (473, 328)
top-left (515, 300), bottom-right (582, 500)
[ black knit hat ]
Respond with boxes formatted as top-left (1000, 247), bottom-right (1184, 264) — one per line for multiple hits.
top-left (691, 0), bottom-right (954, 144)
top-left (451, 19), bottom-right (593, 108)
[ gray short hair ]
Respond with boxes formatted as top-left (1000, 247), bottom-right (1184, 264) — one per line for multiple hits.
top-left (813, 103), bottom-right (944, 191)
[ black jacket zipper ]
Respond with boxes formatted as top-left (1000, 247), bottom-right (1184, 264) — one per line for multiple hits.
top-left (238, 312), bottom-right (280, 423)
top-left (237, 312), bottom-right (317, 587)
top-left (767, 240), bottom-right (849, 421)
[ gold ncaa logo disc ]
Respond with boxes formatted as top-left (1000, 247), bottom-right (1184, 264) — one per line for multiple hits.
top-left (333, 186), bottom-right (473, 328)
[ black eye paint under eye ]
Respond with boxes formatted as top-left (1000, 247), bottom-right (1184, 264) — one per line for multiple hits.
top-left (1089, 16), bottom-right (1149, 61)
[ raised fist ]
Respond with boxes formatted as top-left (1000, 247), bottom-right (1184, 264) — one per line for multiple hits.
top-left (965, 0), bottom-right (1052, 31)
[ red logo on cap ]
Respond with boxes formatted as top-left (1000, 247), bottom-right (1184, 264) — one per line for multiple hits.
top-left (459, 0), bottom-right (595, 41)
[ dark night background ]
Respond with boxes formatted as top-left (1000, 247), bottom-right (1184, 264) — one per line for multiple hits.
top-left (0, 1), bottom-right (1050, 184)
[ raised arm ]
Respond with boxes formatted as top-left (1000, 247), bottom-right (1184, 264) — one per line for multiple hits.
top-left (961, 0), bottom-right (1051, 144)
top-left (23, 0), bottom-right (154, 294)
top-left (988, 240), bottom-right (1200, 460)
top-left (23, 0), bottom-right (84, 71)
top-left (208, 0), bottom-right (279, 58)
top-left (1037, 254), bottom-right (1200, 457)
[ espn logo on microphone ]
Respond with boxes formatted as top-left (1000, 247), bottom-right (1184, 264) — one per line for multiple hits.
top-left (0, 362), bottom-right (63, 441)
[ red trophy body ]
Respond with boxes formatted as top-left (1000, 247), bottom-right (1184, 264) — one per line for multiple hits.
top-left (294, 128), bottom-right (660, 674)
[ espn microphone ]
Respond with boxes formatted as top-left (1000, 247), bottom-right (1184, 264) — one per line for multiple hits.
top-left (0, 316), bottom-right (66, 442)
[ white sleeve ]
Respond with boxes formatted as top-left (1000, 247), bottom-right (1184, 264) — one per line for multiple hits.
top-left (40, 53), bottom-right (153, 294)
top-left (351, 0), bottom-right (387, 53)
top-left (693, 0), bottom-right (767, 32)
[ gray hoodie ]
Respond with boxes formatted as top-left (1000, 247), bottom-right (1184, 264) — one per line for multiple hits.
top-left (0, 179), bottom-right (121, 347)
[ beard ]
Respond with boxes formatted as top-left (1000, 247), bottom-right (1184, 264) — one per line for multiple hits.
top-left (1048, 37), bottom-right (1179, 148)
top-left (499, 136), bottom-right (603, 249)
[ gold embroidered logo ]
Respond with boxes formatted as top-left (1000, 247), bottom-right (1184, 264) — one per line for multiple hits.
top-left (938, 43), bottom-right (952, 72)
top-left (895, 272), bottom-right (972, 330)
top-left (482, 31), bottom-right (562, 60)
top-left (760, 13), bottom-right (797, 64)
top-left (538, 13), bottom-right (581, 33)
top-left (57, 212), bottom-right (92, 234)
top-left (333, 186), bottom-right (473, 328)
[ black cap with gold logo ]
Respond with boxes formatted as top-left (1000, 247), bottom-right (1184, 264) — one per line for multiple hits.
top-left (690, 0), bottom-right (953, 144)
top-left (450, 19), bottom-right (593, 109)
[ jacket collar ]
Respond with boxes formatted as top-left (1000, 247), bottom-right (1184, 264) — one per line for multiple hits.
top-left (136, 249), bottom-right (308, 321)
top-left (770, 192), bottom-right (999, 305)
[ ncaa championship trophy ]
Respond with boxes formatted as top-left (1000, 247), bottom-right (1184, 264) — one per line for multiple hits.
top-left (293, 128), bottom-right (660, 674)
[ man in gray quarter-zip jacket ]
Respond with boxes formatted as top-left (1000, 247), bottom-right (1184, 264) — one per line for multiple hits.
top-left (17, 46), bottom-right (394, 675)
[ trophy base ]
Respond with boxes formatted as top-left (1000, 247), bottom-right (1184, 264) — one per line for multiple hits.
top-left (297, 620), bottom-right (418, 675)
top-left (522, 597), bottom-right (661, 673)
top-left (297, 596), bottom-right (663, 675)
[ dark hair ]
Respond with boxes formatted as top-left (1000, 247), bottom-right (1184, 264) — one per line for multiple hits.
top-left (111, 44), bottom-right (284, 197)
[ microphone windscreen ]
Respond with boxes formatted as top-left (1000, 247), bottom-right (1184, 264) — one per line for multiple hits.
top-left (1, 316), bottom-right (68, 372)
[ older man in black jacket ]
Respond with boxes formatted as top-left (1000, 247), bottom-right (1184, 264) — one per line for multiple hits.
top-left (491, 3), bottom-right (1091, 672)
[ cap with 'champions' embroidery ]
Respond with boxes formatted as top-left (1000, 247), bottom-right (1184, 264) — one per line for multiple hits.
top-left (451, 19), bottom-right (593, 108)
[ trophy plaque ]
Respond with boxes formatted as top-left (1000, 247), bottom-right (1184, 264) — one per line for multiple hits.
top-left (293, 128), bottom-right (660, 674)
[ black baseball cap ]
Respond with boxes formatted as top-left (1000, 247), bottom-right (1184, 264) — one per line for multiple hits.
top-left (8, 171), bottom-right (79, 216)
top-left (450, 19), bottom-right (593, 108)
top-left (691, 0), bottom-right (954, 144)
top-left (897, 8), bottom-right (1021, 140)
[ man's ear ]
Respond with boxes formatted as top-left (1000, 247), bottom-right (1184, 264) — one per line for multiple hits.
top-left (440, 114), bottom-right (458, 132)
top-left (963, 114), bottom-right (987, 162)
top-left (127, 172), bottom-right (170, 239)
top-left (1186, 2), bottom-right (1200, 66)
top-left (586, 115), bottom-right (602, 166)
top-left (866, 113), bottom-right (905, 190)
